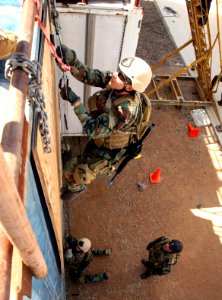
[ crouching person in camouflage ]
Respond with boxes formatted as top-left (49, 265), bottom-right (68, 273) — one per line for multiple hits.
top-left (64, 235), bottom-right (111, 284)
top-left (141, 236), bottom-right (183, 279)
top-left (56, 44), bottom-right (152, 200)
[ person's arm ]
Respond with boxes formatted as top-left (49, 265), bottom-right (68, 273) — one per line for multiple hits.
top-left (57, 44), bottom-right (112, 88)
top-left (61, 87), bottom-right (138, 139)
top-left (66, 235), bottom-right (78, 249)
top-left (78, 251), bottom-right (93, 270)
top-left (70, 59), bottom-right (112, 88)
top-left (74, 98), bottom-right (138, 138)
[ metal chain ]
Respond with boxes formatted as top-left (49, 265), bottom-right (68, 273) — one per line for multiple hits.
top-left (50, 0), bottom-right (61, 36)
top-left (5, 52), bottom-right (52, 153)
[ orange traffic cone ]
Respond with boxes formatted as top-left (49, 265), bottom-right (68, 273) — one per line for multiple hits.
top-left (149, 168), bottom-right (161, 184)
top-left (188, 123), bottom-right (199, 138)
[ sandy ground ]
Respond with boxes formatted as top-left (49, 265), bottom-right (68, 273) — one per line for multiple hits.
top-left (63, 1), bottom-right (222, 299)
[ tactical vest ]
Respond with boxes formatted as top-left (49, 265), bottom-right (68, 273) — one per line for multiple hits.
top-left (68, 250), bottom-right (93, 270)
top-left (88, 89), bottom-right (151, 149)
top-left (148, 237), bottom-right (180, 269)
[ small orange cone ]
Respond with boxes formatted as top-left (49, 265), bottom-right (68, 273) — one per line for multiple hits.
top-left (149, 168), bottom-right (161, 184)
top-left (188, 123), bottom-right (199, 138)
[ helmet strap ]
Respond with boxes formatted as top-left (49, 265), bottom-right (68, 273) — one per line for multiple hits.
top-left (114, 89), bottom-right (134, 97)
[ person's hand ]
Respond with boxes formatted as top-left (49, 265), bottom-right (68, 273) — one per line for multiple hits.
top-left (60, 86), bottom-right (80, 105)
top-left (56, 44), bottom-right (76, 65)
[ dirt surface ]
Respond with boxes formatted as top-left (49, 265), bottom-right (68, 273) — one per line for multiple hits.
top-left (63, 1), bottom-right (222, 299)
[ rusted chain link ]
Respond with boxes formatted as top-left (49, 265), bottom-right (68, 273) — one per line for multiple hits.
top-left (5, 52), bottom-right (52, 153)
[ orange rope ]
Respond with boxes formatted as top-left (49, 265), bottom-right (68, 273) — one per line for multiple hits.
top-left (23, 0), bottom-right (71, 72)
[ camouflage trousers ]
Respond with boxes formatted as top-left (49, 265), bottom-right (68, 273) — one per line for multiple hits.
top-left (70, 268), bottom-right (107, 284)
top-left (66, 248), bottom-right (112, 284)
top-left (69, 248), bottom-right (110, 284)
top-left (63, 140), bottom-right (126, 193)
top-left (142, 261), bottom-right (167, 276)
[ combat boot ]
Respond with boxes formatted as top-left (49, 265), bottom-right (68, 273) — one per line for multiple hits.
top-left (91, 248), bottom-right (112, 255)
top-left (141, 259), bottom-right (149, 266)
top-left (140, 272), bottom-right (152, 280)
top-left (85, 272), bottom-right (109, 283)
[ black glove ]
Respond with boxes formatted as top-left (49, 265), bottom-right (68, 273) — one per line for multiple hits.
top-left (56, 44), bottom-right (77, 65)
top-left (66, 235), bottom-right (77, 247)
top-left (60, 86), bottom-right (80, 105)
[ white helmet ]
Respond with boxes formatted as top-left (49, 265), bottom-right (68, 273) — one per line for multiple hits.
top-left (78, 238), bottom-right (91, 253)
top-left (119, 57), bottom-right (152, 93)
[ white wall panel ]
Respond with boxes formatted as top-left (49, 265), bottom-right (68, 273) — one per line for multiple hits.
top-left (92, 14), bottom-right (125, 71)
top-left (88, 14), bottom-right (125, 99)
top-left (120, 8), bottom-right (143, 61)
top-left (59, 12), bottom-right (86, 135)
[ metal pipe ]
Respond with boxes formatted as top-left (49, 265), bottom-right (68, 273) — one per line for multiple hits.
top-left (134, 0), bottom-right (141, 7)
top-left (0, 0), bottom-right (41, 299)
top-left (1, 0), bottom-right (38, 183)
top-left (147, 51), bottom-right (210, 97)
top-left (151, 39), bottom-right (193, 71)
top-left (216, 0), bottom-right (222, 68)
top-left (0, 145), bottom-right (48, 279)
top-left (0, 231), bottom-right (13, 300)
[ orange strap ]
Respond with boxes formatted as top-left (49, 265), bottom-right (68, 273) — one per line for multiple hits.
top-left (23, 0), bottom-right (71, 72)
top-left (35, 15), bottom-right (71, 72)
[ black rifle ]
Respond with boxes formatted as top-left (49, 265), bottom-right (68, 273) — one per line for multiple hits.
top-left (108, 123), bottom-right (155, 186)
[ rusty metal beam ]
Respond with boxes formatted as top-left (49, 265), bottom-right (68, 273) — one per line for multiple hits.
top-left (0, 145), bottom-right (48, 280)
top-left (0, 230), bottom-right (13, 300)
top-left (0, 0), bottom-right (41, 299)
top-left (151, 39), bottom-right (193, 72)
top-left (150, 99), bottom-right (210, 106)
top-left (134, 0), bottom-right (141, 7)
top-left (147, 51), bottom-right (210, 97)
top-left (1, 1), bottom-right (38, 182)
top-left (216, 0), bottom-right (222, 68)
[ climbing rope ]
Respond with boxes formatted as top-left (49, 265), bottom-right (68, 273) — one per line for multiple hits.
top-left (5, 53), bottom-right (52, 153)
top-left (22, 0), bottom-right (70, 72)
top-left (35, 14), bottom-right (70, 72)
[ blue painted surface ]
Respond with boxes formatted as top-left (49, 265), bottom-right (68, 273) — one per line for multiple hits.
top-left (0, 1), bottom-right (21, 91)
top-left (24, 159), bottom-right (63, 300)
top-left (0, 0), bottom-right (21, 33)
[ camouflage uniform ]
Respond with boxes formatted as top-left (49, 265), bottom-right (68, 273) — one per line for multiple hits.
top-left (141, 236), bottom-right (180, 277)
top-left (62, 48), bottom-right (143, 193)
top-left (65, 235), bottom-right (110, 284)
